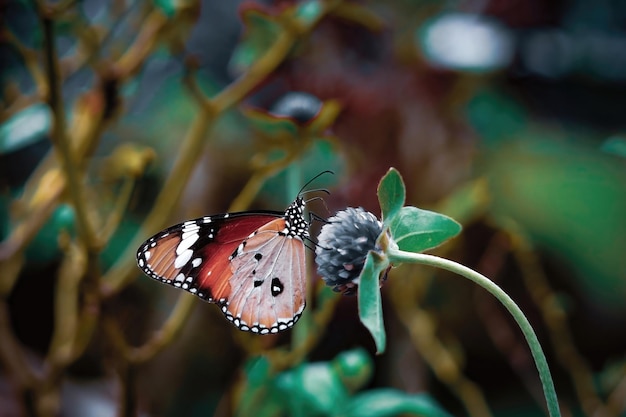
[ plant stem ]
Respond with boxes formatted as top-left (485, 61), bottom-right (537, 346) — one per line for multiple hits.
top-left (387, 249), bottom-right (561, 417)
top-left (41, 10), bottom-right (99, 252)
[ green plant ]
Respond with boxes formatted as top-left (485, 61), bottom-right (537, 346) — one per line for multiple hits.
top-left (237, 348), bottom-right (452, 417)
top-left (315, 168), bottom-right (561, 417)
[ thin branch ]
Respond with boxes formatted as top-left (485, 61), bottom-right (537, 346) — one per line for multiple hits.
top-left (1, 27), bottom-right (48, 99)
top-left (113, 294), bottom-right (196, 364)
top-left (98, 177), bottom-right (137, 242)
top-left (605, 367), bottom-right (626, 417)
top-left (46, 241), bottom-right (86, 365)
top-left (0, 302), bottom-right (40, 391)
top-left (40, 5), bottom-right (100, 251)
top-left (100, 2), bottom-right (335, 297)
top-left (115, 9), bottom-right (170, 78)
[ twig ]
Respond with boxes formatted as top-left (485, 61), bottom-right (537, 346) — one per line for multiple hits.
top-left (1, 28), bottom-right (48, 99)
top-left (605, 368), bottom-right (626, 417)
top-left (0, 302), bottom-right (40, 391)
top-left (98, 177), bottom-right (137, 242)
top-left (47, 241), bottom-right (86, 365)
top-left (101, 1), bottom-right (335, 298)
top-left (115, 8), bottom-right (170, 78)
top-left (40, 6), bottom-right (100, 252)
top-left (108, 293), bottom-right (197, 364)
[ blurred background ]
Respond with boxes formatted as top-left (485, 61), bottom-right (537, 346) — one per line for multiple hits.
top-left (1, 0), bottom-right (625, 416)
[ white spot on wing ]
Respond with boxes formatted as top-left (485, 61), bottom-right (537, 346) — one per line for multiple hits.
top-left (174, 249), bottom-right (193, 269)
top-left (181, 230), bottom-right (198, 240)
top-left (176, 233), bottom-right (199, 255)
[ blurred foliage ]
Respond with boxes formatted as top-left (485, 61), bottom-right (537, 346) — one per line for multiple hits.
top-left (237, 348), bottom-right (452, 417)
top-left (1, 0), bottom-right (625, 417)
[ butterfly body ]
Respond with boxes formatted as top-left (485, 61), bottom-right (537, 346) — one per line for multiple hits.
top-left (136, 197), bottom-right (308, 334)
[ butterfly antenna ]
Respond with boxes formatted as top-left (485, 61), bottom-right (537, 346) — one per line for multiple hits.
top-left (304, 235), bottom-right (336, 253)
top-left (297, 170), bottom-right (334, 196)
top-left (307, 210), bottom-right (329, 225)
top-left (304, 236), bottom-right (326, 251)
top-left (304, 194), bottom-right (331, 213)
top-left (302, 188), bottom-right (331, 198)
top-left (304, 239), bottom-right (317, 251)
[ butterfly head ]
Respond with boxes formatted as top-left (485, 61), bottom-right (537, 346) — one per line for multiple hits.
top-left (283, 197), bottom-right (309, 239)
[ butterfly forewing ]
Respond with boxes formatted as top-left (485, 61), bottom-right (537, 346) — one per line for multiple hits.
top-left (136, 213), bottom-right (282, 301)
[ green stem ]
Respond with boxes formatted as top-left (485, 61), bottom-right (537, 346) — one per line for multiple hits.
top-left (387, 249), bottom-right (561, 417)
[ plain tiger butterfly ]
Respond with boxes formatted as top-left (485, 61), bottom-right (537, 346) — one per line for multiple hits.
top-left (136, 172), bottom-right (330, 335)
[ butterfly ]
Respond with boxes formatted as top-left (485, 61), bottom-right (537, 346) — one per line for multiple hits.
top-left (136, 173), bottom-right (329, 335)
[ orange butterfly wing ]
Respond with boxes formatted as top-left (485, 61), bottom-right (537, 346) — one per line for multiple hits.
top-left (137, 213), bottom-right (282, 302)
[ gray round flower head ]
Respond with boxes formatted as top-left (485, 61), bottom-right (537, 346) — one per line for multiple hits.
top-left (315, 207), bottom-right (383, 295)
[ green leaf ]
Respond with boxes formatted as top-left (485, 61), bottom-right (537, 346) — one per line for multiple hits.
top-left (377, 167), bottom-right (405, 226)
top-left (466, 89), bottom-right (528, 148)
top-left (601, 135), bottom-right (626, 158)
top-left (389, 206), bottom-right (461, 253)
top-left (294, 0), bottom-right (324, 25)
top-left (485, 137), bottom-right (626, 308)
top-left (153, 0), bottom-right (177, 17)
top-left (243, 356), bottom-right (272, 386)
top-left (244, 107), bottom-right (299, 138)
top-left (236, 357), bottom-right (284, 417)
top-left (25, 204), bottom-right (76, 264)
top-left (276, 362), bottom-right (348, 417)
top-left (358, 251), bottom-right (388, 354)
top-left (0, 104), bottom-right (51, 155)
top-left (228, 8), bottom-right (281, 74)
top-left (259, 140), bottom-right (344, 207)
top-left (332, 348), bottom-right (373, 394)
top-left (340, 389), bottom-right (453, 417)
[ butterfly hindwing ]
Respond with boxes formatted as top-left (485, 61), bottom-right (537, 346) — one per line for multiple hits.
top-left (223, 218), bottom-right (307, 334)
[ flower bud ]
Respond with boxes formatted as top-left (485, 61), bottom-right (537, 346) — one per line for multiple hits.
top-left (315, 207), bottom-right (384, 295)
